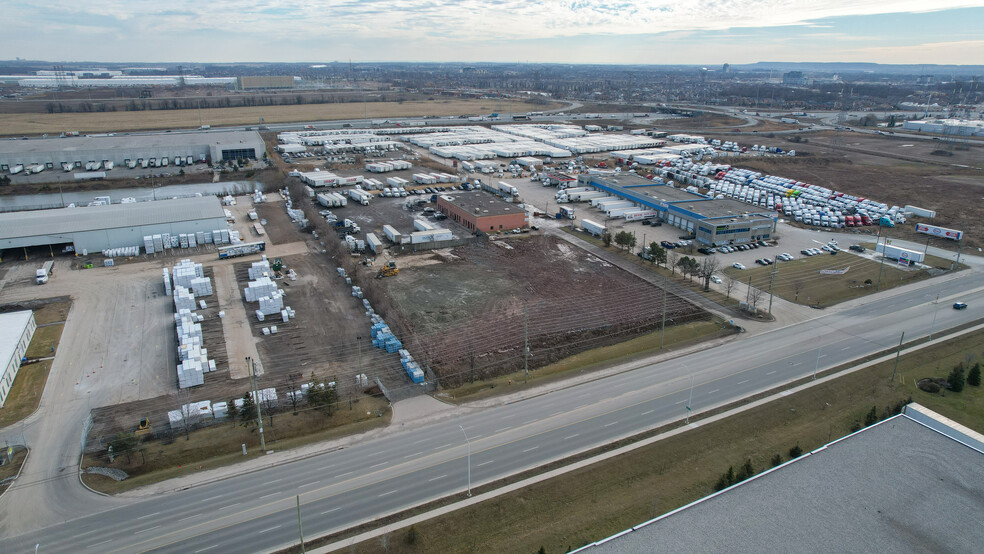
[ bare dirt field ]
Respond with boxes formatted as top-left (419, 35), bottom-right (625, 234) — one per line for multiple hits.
top-left (735, 135), bottom-right (984, 249)
top-left (379, 234), bottom-right (710, 388)
top-left (0, 99), bottom-right (559, 136)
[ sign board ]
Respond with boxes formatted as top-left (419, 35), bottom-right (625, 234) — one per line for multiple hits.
top-left (897, 258), bottom-right (910, 267)
top-left (820, 266), bottom-right (850, 275)
top-left (915, 223), bottom-right (963, 241)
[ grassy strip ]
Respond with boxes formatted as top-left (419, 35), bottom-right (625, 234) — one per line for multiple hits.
top-left (441, 320), bottom-right (730, 403)
top-left (0, 447), bottom-right (29, 496)
top-left (0, 99), bottom-right (560, 136)
top-left (82, 397), bottom-right (392, 495)
top-left (280, 325), bottom-right (984, 553)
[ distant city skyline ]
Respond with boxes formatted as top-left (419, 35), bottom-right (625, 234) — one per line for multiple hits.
top-left (5, 1), bottom-right (984, 65)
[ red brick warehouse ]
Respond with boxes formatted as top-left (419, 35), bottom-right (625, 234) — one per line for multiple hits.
top-left (436, 191), bottom-right (528, 233)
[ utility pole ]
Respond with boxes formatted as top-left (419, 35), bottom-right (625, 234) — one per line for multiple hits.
top-left (523, 305), bottom-right (530, 384)
top-left (953, 238), bottom-right (964, 271)
top-left (891, 331), bottom-right (905, 382)
top-left (247, 357), bottom-right (266, 452)
top-left (813, 338), bottom-right (822, 380)
top-left (659, 274), bottom-right (668, 349)
top-left (745, 276), bottom-right (752, 304)
top-left (929, 293), bottom-right (940, 340)
top-left (296, 495), bottom-right (305, 553)
top-left (767, 255), bottom-right (779, 316)
top-left (458, 424), bottom-right (471, 497)
top-left (685, 374), bottom-right (694, 424)
top-left (875, 227), bottom-right (887, 292)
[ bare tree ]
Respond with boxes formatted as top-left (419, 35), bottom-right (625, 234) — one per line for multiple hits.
top-left (748, 286), bottom-right (765, 313)
top-left (284, 371), bottom-right (302, 415)
top-left (793, 280), bottom-right (804, 302)
top-left (700, 256), bottom-right (721, 291)
top-left (668, 250), bottom-right (679, 275)
top-left (724, 274), bottom-right (739, 299)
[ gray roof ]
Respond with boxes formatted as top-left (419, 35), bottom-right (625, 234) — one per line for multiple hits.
top-left (0, 196), bottom-right (225, 240)
top-left (438, 192), bottom-right (522, 217)
top-left (680, 198), bottom-right (774, 220)
top-left (579, 410), bottom-right (984, 553)
top-left (0, 131), bottom-right (262, 155)
top-left (0, 311), bottom-right (32, 365)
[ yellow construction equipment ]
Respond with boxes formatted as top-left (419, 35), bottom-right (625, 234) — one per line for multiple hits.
top-left (376, 261), bottom-right (398, 279)
top-left (136, 417), bottom-right (152, 436)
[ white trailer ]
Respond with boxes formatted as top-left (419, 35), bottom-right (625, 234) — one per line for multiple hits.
top-left (366, 233), bottom-right (383, 254)
top-left (383, 224), bottom-right (403, 244)
top-left (348, 188), bottom-right (371, 206)
top-left (104, 161), bottom-right (114, 170)
top-left (876, 243), bottom-right (925, 264)
top-left (9, 164), bottom-right (23, 175)
top-left (569, 191), bottom-right (606, 202)
top-left (582, 219), bottom-right (606, 237)
top-left (497, 181), bottom-right (519, 198)
top-left (29, 164), bottom-right (45, 174)
top-left (126, 159), bottom-right (137, 169)
top-left (589, 196), bottom-right (619, 207)
top-left (904, 205), bottom-right (936, 219)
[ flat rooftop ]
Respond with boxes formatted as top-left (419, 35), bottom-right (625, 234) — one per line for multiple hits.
top-left (579, 410), bottom-right (984, 553)
top-left (0, 311), bottom-right (33, 364)
top-left (439, 192), bottom-right (524, 217)
top-left (683, 198), bottom-right (775, 220)
top-left (0, 130), bottom-right (262, 155)
top-left (0, 196), bottom-right (225, 241)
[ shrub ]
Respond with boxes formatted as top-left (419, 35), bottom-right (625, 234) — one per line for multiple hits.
top-left (968, 363), bottom-right (981, 387)
top-left (770, 453), bottom-right (783, 467)
top-left (789, 445), bottom-right (803, 458)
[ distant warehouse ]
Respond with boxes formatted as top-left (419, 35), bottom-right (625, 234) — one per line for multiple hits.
top-left (580, 174), bottom-right (776, 246)
top-left (0, 131), bottom-right (265, 173)
top-left (0, 197), bottom-right (228, 254)
top-left (236, 76), bottom-right (295, 89)
top-left (437, 192), bottom-right (528, 233)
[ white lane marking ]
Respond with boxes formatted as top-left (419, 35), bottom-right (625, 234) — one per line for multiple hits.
top-left (87, 539), bottom-right (112, 548)
top-left (428, 474), bottom-right (447, 482)
top-left (199, 495), bottom-right (222, 502)
top-left (378, 489), bottom-right (399, 497)
top-left (477, 460), bottom-right (495, 467)
top-left (502, 413), bottom-right (518, 419)
top-left (369, 462), bottom-right (387, 469)
top-left (523, 419), bottom-right (537, 425)
top-left (298, 481), bottom-right (320, 488)
top-left (469, 434), bottom-right (483, 440)
top-left (136, 525), bottom-right (161, 534)
top-left (707, 389), bottom-right (720, 395)
top-left (194, 546), bottom-right (220, 553)
top-left (819, 354), bottom-right (828, 358)
top-left (267, 478), bottom-right (283, 484)
top-left (412, 438), bottom-right (429, 445)
top-left (841, 346), bottom-right (850, 351)
top-left (522, 446), bottom-right (539, 453)
top-left (793, 362), bottom-right (803, 366)
top-left (675, 400), bottom-right (686, 405)
top-left (321, 507), bottom-right (341, 515)
top-left (216, 503), bottom-right (241, 510)
top-left (549, 411), bottom-right (563, 418)
top-left (494, 427), bottom-right (511, 433)
top-left (259, 493), bottom-right (279, 499)
top-left (137, 512), bottom-right (160, 519)
top-left (737, 379), bottom-right (750, 385)
top-left (335, 471), bottom-right (353, 478)
top-left (404, 452), bottom-right (423, 459)
top-left (641, 410), bottom-right (654, 416)
top-left (259, 525), bottom-right (282, 533)
top-left (178, 514), bottom-right (201, 522)
top-left (435, 443), bottom-right (452, 450)
top-left (766, 370), bottom-right (777, 375)
top-left (576, 393), bottom-right (590, 399)
top-left (563, 434), bottom-right (579, 440)
top-left (603, 421), bottom-right (619, 427)
top-left (320, 465), bottom-right (334, 471)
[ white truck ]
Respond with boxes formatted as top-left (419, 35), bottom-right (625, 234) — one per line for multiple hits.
top-left (36, 261), bottom-right (53, 285)
top-left (348, 188), bottom-right (371, 206)
top-left (497, 181), bottom-right (519, 198)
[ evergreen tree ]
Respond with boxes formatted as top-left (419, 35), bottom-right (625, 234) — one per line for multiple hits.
top-left (770, 453), bottom-right (783, 467)
top-left (864, 405), bottom-right (879, 426)
top-left (948, 366), bottom-right (966, 392)
top-left (239, 392), bottom-right (257, 427)
top-left (789, 445), bottom-right (803, 458)
top-left (967, 363), bottom-right (981, 387)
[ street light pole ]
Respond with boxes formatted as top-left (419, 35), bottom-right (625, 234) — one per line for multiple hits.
top-left (458, 424), bottom-right (471, 497)
top-left (929, 293), bottom-right (940, 340)
top-left (296, 495), bottom-right (305, 553)
top-left (891, 331), bottom-right (905, 382)
top-left (685, 374), bottom-right (694, 424)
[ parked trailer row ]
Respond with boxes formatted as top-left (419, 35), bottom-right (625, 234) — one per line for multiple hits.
top-left (581, 219), bottom-right (606, 237)
top-left (366, 160), bottom-right (412, 172)
top-left (317, 192), bottom-right (348, 208)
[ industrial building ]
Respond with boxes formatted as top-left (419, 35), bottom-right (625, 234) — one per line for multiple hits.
top-left (902, 118), bottom-right (984, 137)
top-left (236, 76), bottom-right (295, 89)
top-left (579, 174), bottom-right (776, 246)
top-left (0, 131), bottom-right (265, 172)
top-left (575, 404), bottom-right (984, 553)
top-left (0, 311), bottom-right (37, 408)
top-left (0, 197), bottom-right (228, 254)
top-left (437, 192), bottom-right (528, 233)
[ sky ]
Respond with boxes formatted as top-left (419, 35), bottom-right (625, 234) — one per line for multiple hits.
top-left (3, 1), bottom-right (984, 65)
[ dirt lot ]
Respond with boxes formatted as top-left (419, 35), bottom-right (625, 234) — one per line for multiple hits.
top-left (735, 135), bottom-right (984, 249)
top-left (379, 234), bottom-right (710, 387)
top-left (0, 99), bottom-right (560, 136)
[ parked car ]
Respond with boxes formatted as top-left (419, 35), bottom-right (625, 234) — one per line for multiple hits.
top-left (849, 245), bottom-right (865, 253)
top-left (710, 275), bottom-right (722, 284)
top-left (755, 259), bottom-right (769, 266)
top-left (732, 262), bottom-right (746, 270)
top-left (953, 302), bottom-right (968, 310)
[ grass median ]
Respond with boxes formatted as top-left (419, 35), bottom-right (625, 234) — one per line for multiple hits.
top-left (322, 327), bottom-right (984, 554)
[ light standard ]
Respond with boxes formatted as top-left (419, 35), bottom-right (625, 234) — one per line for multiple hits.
top-left (458, 424), bottom-right (471, 497)
top-left (929, 293), bottom-right (940, 340)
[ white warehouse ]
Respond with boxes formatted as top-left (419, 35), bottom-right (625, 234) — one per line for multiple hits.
top-left (0, 197), bottom-right (228, 254)
top-left (0, 311), bottom-right (37, 408)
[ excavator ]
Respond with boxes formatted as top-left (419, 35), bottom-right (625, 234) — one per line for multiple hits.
top-left (376, 261), bottom-right (398, 279)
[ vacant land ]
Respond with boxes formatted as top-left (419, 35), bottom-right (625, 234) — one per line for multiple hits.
top-left (337, 328), bottom-right (984, 554)
top-left (722, 252), bottom-right (934, 307)
top-left (381, 235), bottom-right (709, 387)
top-left (0, 99), bottom-right (559, 136)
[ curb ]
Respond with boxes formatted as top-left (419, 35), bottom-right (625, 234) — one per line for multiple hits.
top-left (0, 446), bottom-right (30, 502)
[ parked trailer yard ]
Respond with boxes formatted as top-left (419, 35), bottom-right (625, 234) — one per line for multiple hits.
top-left (380, 235), bottom-right (710, 387)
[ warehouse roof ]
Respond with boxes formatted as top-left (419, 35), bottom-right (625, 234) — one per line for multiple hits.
top-left (0, 197), bottom-right (225, 241)
top-left (0, 131), bottom-right (262, 155)
top-left (438, 192), bottom-right (523, 217)
top-left (0, 311), bottom-right (33, 366)
top-left (577, 409), bottom-right (984, 553)
top-left (676, 198), bottom-right (775, 220)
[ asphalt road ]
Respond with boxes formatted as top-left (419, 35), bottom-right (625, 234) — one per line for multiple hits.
top-left (4, 264), bottom-right (984, 553)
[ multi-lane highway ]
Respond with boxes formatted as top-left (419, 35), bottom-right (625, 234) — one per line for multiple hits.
top-left (4, 263), bottom-right (983, 553)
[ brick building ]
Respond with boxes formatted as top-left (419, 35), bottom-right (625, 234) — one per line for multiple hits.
top-left (436, 192), bottom-right (528, 233)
